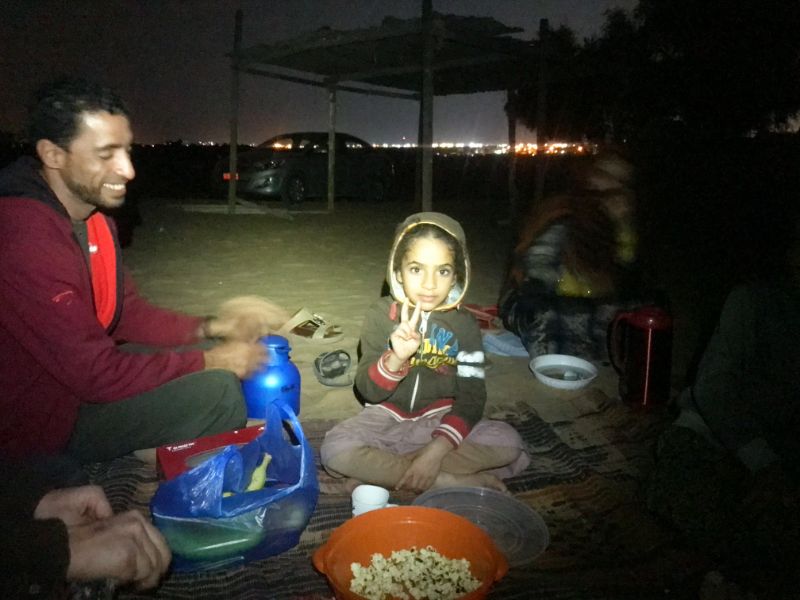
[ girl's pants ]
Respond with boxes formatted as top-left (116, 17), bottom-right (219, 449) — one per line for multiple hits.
top-left (321, 405), bottom-right (530, 488)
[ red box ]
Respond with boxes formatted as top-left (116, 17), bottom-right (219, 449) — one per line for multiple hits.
top-left (156, 425), bottom-right (265, 480)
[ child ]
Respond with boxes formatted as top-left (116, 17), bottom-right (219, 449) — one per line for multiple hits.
top-left (321, 212), bottom-right (530, 492)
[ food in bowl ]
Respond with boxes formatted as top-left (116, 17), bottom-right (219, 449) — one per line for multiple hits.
top-left (350, 545), bottom-right (481, 600)
top-left (313, 506), bottom-right (507, 600)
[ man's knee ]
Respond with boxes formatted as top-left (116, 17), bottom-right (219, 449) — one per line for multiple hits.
top-left (195, 370), bottom-right (247, 431)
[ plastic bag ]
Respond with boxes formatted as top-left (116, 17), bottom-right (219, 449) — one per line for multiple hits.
top-left (150, 402), bottom-right (319, 571)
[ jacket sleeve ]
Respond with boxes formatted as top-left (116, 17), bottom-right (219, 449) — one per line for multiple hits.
top-left (434, 311), bottom-right (487, 447)
top-left (0, 461), bottom-right (70, 599)
top-left (111, 267), bottom-right (205, 347)
top-left (0, 201), bottom-right (204, 403)
top-left (354, 299), bottom-right (410, 403)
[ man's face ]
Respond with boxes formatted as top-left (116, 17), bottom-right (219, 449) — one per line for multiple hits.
top-left (60, 111), bottom-right (135, 212)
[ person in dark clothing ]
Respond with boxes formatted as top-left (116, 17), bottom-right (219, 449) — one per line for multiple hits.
top-left (0, 78), bottom-right (289, 463)
top-left (499, 150), bottom-right (641, 360)
top-left (0, 457), bottom-right (171, 598)
top-left (646, 220), bottom-right (800, 596)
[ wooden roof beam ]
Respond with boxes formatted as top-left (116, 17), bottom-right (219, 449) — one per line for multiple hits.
top-left (237, 21), bottom-right (424, 63)
top-left (326, 52), bottom-right (524, 85)
top-left (239, 66), bottom-right (419, 100)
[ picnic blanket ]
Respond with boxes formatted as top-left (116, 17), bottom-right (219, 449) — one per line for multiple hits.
top-left (84, 390), bottom-right (704, 600)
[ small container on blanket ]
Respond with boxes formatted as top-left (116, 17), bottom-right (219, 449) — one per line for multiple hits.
top-left (243, 334), bottom-right (301, 417)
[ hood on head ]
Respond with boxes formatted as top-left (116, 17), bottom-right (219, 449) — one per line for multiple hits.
top-left (386, 211), bottom-right (470, 312)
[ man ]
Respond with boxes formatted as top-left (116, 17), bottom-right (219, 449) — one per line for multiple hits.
top-left (0, 78), bottom-right (285, 463)
top-left (1, 458), bottom-right (171, 597)
top-left (646, 221), bottom-right (800, 595)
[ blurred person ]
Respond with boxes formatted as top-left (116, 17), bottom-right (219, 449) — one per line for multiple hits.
top-left (646, 217), bottom-right (800, 596)
top-left (321, 213), bottom-right (530, 493)
top-left (0, 78), bottom-right (289, 464)
top-left (498, 149), bottom-right (641, 360)
top-left (0, 457), bottom-right (171, 598)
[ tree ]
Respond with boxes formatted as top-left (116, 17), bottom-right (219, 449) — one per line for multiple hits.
top-left (507, 1), bottom-right (800, 141)
top-left (636, 0), bottom-right (800, 137)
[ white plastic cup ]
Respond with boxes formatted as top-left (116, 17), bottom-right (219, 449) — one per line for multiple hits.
top-left (352, 484), bottom-right (390, 515)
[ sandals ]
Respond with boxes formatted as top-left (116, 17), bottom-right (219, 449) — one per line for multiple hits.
top-left (279, 308), bottom-right (344, 344)
top-left (313, 349), bottom-right (353, 387)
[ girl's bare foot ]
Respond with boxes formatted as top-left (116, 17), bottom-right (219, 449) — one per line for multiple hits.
top-left (431, 472), bottom-right (508, 492)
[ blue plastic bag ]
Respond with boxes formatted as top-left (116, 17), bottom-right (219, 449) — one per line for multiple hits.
top-left (150, 402), bottom-right (319, 571)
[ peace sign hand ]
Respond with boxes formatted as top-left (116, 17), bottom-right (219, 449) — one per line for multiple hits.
top-left (389, 299), bottom-right (422, 363)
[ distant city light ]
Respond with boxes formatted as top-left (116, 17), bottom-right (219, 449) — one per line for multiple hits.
top-left (149, 139), bottom-right (594, 156)
top-left (377, 140), bottom-right (592, 155)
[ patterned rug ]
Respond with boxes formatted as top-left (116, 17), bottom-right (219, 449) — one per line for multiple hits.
top-left (84, 391), bottom-right (705, 600)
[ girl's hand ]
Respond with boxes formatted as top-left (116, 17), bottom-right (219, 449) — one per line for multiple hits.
top-left (396, 437), bottom-right (451, 492)
top-left (389, 299), bottom-right (422, 363)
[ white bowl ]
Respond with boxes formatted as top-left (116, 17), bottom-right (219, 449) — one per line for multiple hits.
top-left (530, 354), bottom-right (598, 390)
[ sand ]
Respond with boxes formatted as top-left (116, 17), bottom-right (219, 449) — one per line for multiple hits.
top-left (122, 196), bottom-right (626, 425)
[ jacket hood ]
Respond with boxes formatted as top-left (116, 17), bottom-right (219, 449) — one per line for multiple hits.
top-left (0, 156), bottom-right (67, 216)
top-left (387, 211), bottom-right (470, 311)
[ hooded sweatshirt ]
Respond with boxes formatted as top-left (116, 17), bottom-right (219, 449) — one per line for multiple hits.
top-left (0, 156), bottom-right (205, 457)
top-left (354, 212), bottom-right (486, 447)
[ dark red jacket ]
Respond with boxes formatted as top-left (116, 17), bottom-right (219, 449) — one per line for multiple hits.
top-left (0, 157), bottom-right (205, 457)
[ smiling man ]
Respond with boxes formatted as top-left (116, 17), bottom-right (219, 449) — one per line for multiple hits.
top-left (0, 78), bottom-right (271, 464)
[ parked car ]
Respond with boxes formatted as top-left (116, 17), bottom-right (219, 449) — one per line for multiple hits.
top-left (215, 131), bottom-right (394, 206)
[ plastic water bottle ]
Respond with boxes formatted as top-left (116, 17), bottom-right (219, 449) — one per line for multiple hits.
top-left (242, 335), bottom-right (301, 418)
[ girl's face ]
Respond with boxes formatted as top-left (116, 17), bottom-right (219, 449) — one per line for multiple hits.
top-left (396, 235), bottom-right (456, 311)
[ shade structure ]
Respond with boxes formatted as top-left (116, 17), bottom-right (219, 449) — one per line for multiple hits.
top-left (228, 9), bottom-right (534, 212)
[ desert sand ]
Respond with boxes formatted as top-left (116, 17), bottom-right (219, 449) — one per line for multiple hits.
top-left (123, 196), bottom-right (623, 426)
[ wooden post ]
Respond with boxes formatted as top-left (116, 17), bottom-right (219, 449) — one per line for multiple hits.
top-left (506, 88), bottom-right (519, 222)
top-left (327, 86), bottom-right (337, 212)
top-left (534, 18), bottom-right (548, 207)
top-left (227, 9), bottom-right (242, 215)
top-left (419, 0), bottom-right (434, 212)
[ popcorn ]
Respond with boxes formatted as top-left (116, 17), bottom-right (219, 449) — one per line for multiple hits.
top-left (350, 545), bottom-right (481, 600)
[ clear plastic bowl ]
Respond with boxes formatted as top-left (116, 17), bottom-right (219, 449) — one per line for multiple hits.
top-left (412, 487), bottom-right (550, 567)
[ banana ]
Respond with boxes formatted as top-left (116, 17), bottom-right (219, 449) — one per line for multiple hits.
top-left (222, 452), bottom-right (272, 496)
top-left (245, 452), bottom-right (271, 492)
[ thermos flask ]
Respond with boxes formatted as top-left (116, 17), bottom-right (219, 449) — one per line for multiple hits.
top-left (242, 335), bottom-right (301, 418)
top-left (607, 306), bottom-right (673, 407)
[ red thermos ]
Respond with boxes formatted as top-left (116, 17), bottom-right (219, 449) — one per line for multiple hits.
top-left (607, 306), bottom-right (673, 407)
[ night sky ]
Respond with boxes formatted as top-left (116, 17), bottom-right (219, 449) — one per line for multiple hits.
top-left (1, 1), bottom-right (636, 145)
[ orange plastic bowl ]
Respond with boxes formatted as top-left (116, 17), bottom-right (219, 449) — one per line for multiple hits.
top-left (312, 506), bottom-right (508, 600)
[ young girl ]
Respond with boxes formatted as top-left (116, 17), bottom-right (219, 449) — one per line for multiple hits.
top-left (321, 212), bottom-right (530, 492)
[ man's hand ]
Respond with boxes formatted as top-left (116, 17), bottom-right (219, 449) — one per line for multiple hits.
top-left (203, 341), bottom-right (267, 378)
top-left (34, 486), bottom-right (113, 526)
top-left (396, 437), bottom-right (452, 492)
top-left (205, 296), bottom-right (290, 342)
top-left (66, 510), bottom-right (171, 590)
top-left (386, 299), bottom-right (422, 370)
